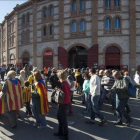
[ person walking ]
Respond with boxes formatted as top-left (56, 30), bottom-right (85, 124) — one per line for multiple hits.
top-left (1, 65), bottom-right (6, 81)
top-left (99, 70), bottom-right (115, 110)
top-left (134, 71), bottom-right (140, 99)
top-left (1, 70), bottom-right (23, 128)
top-left (111, 71), bottom-right (133, 126)
top-left (86, 68), bottom-right (107, 126)
top-left (54, 70), bottom-right (70, 140)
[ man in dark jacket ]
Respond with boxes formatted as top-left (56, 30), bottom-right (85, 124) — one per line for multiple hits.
top-left (49, 68), bottom-right (61, 89)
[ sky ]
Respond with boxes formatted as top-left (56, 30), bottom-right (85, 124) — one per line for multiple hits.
top-left (0, 0), bottom-right (28, 23)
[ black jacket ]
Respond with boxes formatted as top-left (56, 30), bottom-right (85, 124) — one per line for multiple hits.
top-left (49, 72), bottom-right (61, 89)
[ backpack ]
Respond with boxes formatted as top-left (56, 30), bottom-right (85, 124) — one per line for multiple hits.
top-left (127, 81), bottom-right (136, 97)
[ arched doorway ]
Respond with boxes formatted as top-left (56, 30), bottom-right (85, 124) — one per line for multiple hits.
top-left (68, 46), bottom-right (87, 68)
top-left (43, 50), bottom-right (53, 68)
top-left (22, 52), bottom-right (30, 67)
top-left (10, 54), bottom-right (15, 66)
top-left (105, 46), bottom-right (120, 69)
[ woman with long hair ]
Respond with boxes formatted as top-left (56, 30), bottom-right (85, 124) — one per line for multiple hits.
top-left (32, 71), bottom-right (49, 129)
top-left (54, 70), bottom-right (70, 140)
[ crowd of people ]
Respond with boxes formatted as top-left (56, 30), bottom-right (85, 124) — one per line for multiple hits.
top-left (0, 65), bottom-right (139, 140)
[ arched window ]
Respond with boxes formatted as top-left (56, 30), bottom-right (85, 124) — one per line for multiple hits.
top-left (27, 13), bottom-right (30, 23)
top-left (80, 0), bottom-right (85, 10)
top-left (22, 14), bottom-right (25, 24)
top-left (71, 21), bottom-right (77, 32)
top-left (50, 6), bottom-right (53, 16)
top-left (80, 20), bottom-right (85, 31)
top-left (43, 26), bottom-right (47, 36)
top-left (43, 7), bottom-right (47, 18)
top-left (105, 0), bottom-right (111, 7)
top-left (50, 25), bottom-right (53, 35)
top-left (114, 0), bottom-right (120, 6)
top-left (114, 17), bottom-right (120, 29)
top-left (72, 0), bottom-right (77, 12)
top-left (105, 18), bottom-right (111, 29)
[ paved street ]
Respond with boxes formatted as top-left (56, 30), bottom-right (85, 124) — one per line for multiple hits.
top-left (0, 83), bottom-right (140, 140)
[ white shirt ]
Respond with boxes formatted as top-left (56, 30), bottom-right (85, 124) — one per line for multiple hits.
top-left (90, 74), bottom-right (100, 96)
top-left (134, 74), bottom-right (140, 85)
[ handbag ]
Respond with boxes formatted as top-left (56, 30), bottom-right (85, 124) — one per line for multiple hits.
top-left (0, 91), bottom-right (6, 101)
top-left (51, 88), bottom-right (64, 104)
top-left (128, 82), bottom-right (136, 97)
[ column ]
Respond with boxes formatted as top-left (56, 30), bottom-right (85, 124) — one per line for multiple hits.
top-left (129, 0), bottom-right (136, 76)
top-left (92, 0), bottom-right (98, 45)
top-left (59, 0), bottom-right (64, 47)
top-left (33, 1), bottom-right (37, 66)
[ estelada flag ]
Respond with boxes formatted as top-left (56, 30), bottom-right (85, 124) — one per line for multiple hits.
top-left (23, 86), bottom-right (31, 103)
top-left (35, 82), bottom-right (49, 115)
top-left (6, 80), bottom-right (23, 111)
top-left (0, 85), bottom-right (5, 114)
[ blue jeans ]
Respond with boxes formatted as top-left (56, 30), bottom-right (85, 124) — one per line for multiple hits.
top-left (99, 89), bottom-right (109, 108)
top-left (116, 98), bottom-right (131, 122)
top-left (85, 93), bottom-right (91, 111)
top-left (110, 92), bottom-right (116, 108)
top-left (32, 101), bottom-right (47, 126)
top-left (91, 95), bottom-right (105, 121)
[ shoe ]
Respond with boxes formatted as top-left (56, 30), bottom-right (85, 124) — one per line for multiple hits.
top-left (12, 124), bottom-right (17, 129)
top-left (85, 120), bottom-right (95, 124)
top-left (33, 123), bottom-right (40, 127)
top-left (59, 135), bottom-right (69, 140)
top-left (99, 119), bottom-right (107, 126)
top-left (125, 119), bottom-right (133, 127)
top-left (54, 132), bottom-right (63, 137)
top-left (114, 121), bottom-right (122, 125)
top-left (37, 125), bottom-right (47, 129)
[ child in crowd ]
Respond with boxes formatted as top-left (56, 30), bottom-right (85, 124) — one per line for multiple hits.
top-left (19, 70), bottom-right (25, 89)
top-left (23, 81), bottom-right (32, 116)
top-left (82, 73), bottom-right (90, 114)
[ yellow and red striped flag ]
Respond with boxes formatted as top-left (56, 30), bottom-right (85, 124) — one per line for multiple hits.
top-left (23, 86), bottom-right (31, 103)
top-left (6, 80), bottom-right (23, 111)
top-left (0, 85), bottom-right (5, 114)
top-left (35, 82), bottom-right (49, 115)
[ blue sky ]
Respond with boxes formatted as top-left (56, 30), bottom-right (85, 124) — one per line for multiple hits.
top-left (0, 0), bottom-right (28, 23)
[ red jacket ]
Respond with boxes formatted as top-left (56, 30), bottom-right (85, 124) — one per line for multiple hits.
top-left (62, 81), bottom-right (70, 104)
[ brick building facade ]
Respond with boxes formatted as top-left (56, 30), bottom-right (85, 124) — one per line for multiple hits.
top-left (0, 0), bottom-right (140, 76)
